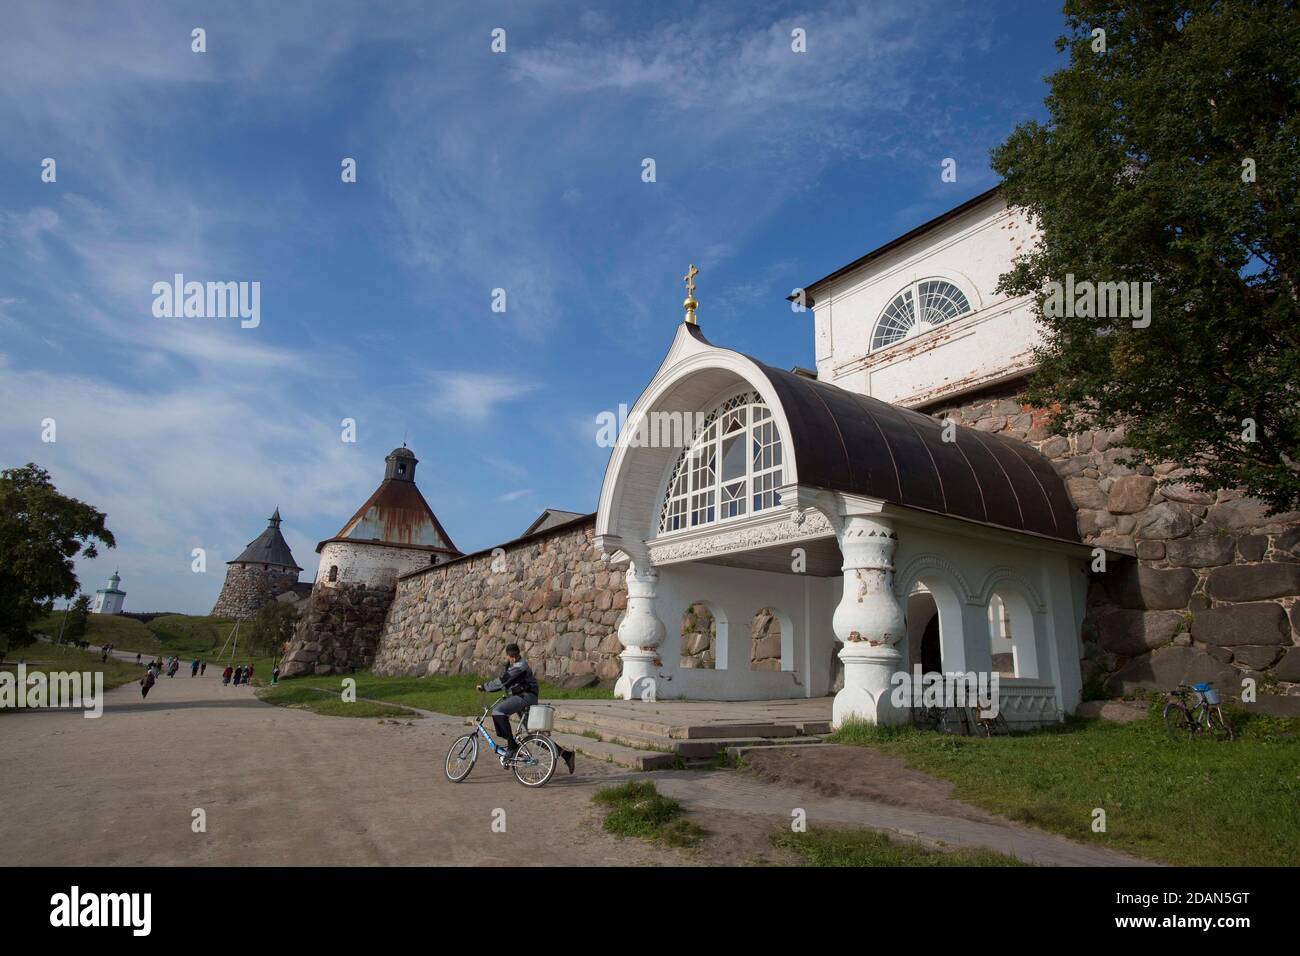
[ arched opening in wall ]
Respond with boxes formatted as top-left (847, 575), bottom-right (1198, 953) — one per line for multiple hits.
top-left (750, 607), bottom-right (784, 671)
top-left (906, 590), bottom-right (942, 674)
top-left (987, 589), bottom-right (1039, 678)
top-left (328, 565), bottom-right (339, 582)
top-left (679, 602), bottom-right (717, 669)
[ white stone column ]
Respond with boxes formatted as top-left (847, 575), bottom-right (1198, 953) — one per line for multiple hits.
top-left (833, 514), bottom-right (907, 727)
top-left (614, 564), bottom-right (665, 701)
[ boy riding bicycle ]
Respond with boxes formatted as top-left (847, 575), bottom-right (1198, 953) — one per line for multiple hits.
top-left (476, 643), bottom-right (575, 773)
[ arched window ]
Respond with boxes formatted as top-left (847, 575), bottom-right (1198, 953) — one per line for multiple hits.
top-left (327, 565), bottom-right (338, 582)
top-left (657, 391), bottom-right (784, 535)
top-left (871, 279), bottom-right (972, 351)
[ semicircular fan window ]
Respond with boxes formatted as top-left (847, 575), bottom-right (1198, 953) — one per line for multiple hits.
top-left (870, 279), bottom-right (971, 351)
top-left (657, 391), bottom-right (784, 535)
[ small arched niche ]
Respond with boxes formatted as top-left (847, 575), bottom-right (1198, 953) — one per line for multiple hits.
top-left (987, 590), bottom-right (1039, 678)
top-left (679, 602), bottom-right (718, 670)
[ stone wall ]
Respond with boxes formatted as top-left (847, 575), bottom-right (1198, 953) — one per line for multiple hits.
top-left (928, 386), bottom-right (1300, 702)
top-left (676, 603), bottom-right (782, 671)
top-left (211, 563), bottom-right (301, 620)
top-left (280, 583), bottom-right (395, 677)
top-left (372, 518), bottom-right (627, 686)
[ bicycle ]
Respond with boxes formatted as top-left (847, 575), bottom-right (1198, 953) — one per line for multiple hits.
top-left (444, 695), bottom-right (559, 787)
top-left (1163, 682), bottom-right (1235, 742)
top-left (910, 703), bottom-right (967, 735)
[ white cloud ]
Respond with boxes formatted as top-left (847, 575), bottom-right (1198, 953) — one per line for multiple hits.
top-left (427, 371), bottom-right (538, 424)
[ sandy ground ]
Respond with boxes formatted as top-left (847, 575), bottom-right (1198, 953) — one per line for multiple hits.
top-left (0, 668), bottom-right (791, 866)
top-left (0, 665), bottom-right (1146, 866)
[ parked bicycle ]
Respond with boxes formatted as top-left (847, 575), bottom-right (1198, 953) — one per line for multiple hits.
top-left (911, 704), bottom-right (1010, 736)
top-left (1163, 682), bottom-right (1234, 742)
top-left (444, 694), bottom-right (559, 787)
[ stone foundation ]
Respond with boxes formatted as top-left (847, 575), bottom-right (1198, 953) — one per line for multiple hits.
top-left (929, 385), bottom-right (1300, 701)
top-left (211, 563), bottom-right (301, 620)
top-left (372, 518), bottom-right (627, 685)
top-left (280, 584), bottom-right (395, 677)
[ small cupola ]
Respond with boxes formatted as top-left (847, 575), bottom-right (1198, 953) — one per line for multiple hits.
top-left (385, 445), bottom-right (418, 482)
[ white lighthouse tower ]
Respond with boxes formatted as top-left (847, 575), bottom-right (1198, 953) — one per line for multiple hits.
top-left (92, 571), bottom-right (126, 615)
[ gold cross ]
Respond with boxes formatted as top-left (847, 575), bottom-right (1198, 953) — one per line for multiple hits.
top-left (683, 263), bottom-right (698, 298)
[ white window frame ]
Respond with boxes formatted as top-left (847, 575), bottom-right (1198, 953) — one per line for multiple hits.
top-left (870, 277), bottom-right (973, 352)
top-left (657, 391), bottom-right (784, 536)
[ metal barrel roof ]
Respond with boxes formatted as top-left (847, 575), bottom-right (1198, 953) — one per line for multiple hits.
top-left (751, 361), bottom-right (1079, 543)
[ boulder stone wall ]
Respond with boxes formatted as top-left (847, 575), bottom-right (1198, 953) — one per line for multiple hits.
top-left (280, 583), bottom-right (396, 677)
top-left (372, 519), bottom-right (627, 686)
top-left (929, 387), bottom-right (1300, 702)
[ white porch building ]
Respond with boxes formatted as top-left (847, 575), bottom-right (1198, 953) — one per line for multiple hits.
top-left (595, 251), bottom-right (1091, 729)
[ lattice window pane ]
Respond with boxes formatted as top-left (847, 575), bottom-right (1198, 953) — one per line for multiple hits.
top-left (917, 279), bottom-right (971, 326)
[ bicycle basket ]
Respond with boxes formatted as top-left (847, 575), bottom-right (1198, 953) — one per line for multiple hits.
top-left (526, 703), bottom-right (555, 732)
top-left (1202, 688), bottom-right (1220, 705)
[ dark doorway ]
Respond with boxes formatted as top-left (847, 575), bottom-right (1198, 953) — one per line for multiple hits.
top-left (920, 613), bottom-right (942, 674)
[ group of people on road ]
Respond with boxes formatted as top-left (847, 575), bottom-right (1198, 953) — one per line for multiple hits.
top-left (222, 663), bottom-right (254, 686)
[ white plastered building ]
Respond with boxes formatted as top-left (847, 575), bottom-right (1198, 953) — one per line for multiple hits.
top-left (595, 190), bottom-right (1091, 728)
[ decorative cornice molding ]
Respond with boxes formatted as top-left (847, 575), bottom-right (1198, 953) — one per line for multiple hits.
top-left (648, 508), bottom-right (834, 564)
top-left (893, 553), bottom-right (977, 603)
top-left (973, 566), bottom-right (1047, 612)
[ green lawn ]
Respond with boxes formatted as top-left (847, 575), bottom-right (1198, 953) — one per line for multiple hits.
top-left (829, 704), bottom-right (1300, 867)
top-left (1, 642), bottom-right (145, 713)
top-left (33, 612), bottom-right (278, 676)
top-left (256, 682), bottom-right (419, 718)
top-left (774, 828), bottom-right (1026, 866)
top-left (276, 670), bottom-right (612, 716)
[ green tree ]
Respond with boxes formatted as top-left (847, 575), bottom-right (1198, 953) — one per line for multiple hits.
top-left (0, 464), bottom-right (115, 654)
top-left (992, 0), bottom-right (1300, 512)
top-left (62, 594), bottom-right (92, 643)
top-left (246, 599), bottom-right (298, 658)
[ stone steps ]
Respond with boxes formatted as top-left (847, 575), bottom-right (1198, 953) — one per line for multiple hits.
top-left (550, 707), bottom-right (830, 769)
top-left (550, 732), bottom-right (679, 771)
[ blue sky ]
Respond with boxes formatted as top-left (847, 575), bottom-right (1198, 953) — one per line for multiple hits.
top-left (0, 0), bottom-right (1066, 613)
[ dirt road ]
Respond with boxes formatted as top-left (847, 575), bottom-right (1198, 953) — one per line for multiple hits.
top-left (0, 669), bottom-right (723, 866)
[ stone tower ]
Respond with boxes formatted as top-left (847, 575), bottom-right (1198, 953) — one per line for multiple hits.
top-left (280, 445), bottom-right (460, 676)
top-left (211, 508), bottom-right (303, 619)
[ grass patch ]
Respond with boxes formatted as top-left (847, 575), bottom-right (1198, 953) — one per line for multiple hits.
top-left (827, 707), bottom-right (1300, 866)
top-left (256, 683), bottom-right (418, 719)
top-left (35, 612), bottom-right (242, 660)
top-left (277, 670), bottom-right (611, 716)
top-left (592, 781), bottom-right (706, 848)
top-left (774, 827), bottom-right (1027, 866)
top-left (1, 643), bottom-right (146, 713)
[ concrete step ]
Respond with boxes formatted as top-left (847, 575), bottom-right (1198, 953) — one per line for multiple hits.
top-left (552, 718), bottom-right (682, 754)
top-left (551, 705), bottom-right (811, 742)
top-left (554, 717), bottom-right (827, 760)
top-left (725, 742), bottom-right (838, 760)
top-left (551, 732), bottom-right (678, 772)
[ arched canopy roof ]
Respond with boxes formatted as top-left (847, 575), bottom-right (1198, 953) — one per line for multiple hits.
top-left (750, 361), bottom-right (1078, 542)
top-left (597, 323), bottom-right (1079, 549)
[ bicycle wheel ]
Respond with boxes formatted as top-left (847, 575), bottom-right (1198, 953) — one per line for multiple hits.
top-left (1206, 706), bottom-right (1235, 742)
top-left (445, 733), bottom-right (479, 782)
top-left (1163, 701), bottom-right (1193, 741)
top-left (938, 707), bottom-right (965, 735)
top-left (512, 734), bottom-right (558, 788)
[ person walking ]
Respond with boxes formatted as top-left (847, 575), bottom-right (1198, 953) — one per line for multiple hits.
top-left (222, 664), bottom-right (233, 686)
top-left (200, 660), bottom-right (206, 676)
top-left (140, 667), bottom-right (156, 699)
top-left (191, 658), bottom-right (199, 677)
top-left (246, 663), bottom-right (255, 684)
top-left (271, 663), bottom-right (280, 685)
